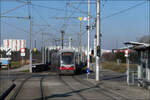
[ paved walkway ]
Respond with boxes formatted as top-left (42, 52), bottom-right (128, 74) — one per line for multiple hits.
top-left (9, 64), bottom-right (30, 72)
top-left (87, 69), bottom-right (150, 100)
top-left (0, 65), bottom-right (29, 96)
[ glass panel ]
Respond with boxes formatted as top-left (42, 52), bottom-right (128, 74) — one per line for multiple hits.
top-left (62, 52), bottom-right (74, 64)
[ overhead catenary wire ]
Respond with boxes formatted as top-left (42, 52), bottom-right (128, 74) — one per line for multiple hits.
top-left (67, 1), bottom-right (96, 4)
top-left (1, 0), bottom-right (148, 48)
top-left (1, 16), bottom-right (29, 19)
top-left (60, 0), bottom-right (85, 32)
top-left (2, 20), bottom-right (52, 38)
top-left (55, 0), bottom-right (87, 48)
top-left (67, 2), bottom-right (88, 15)
top-left (2, 21), bottom-right (29, 34)
top-left (2, 0), bottom-right (148, 1)
top-left (31, 6), bottom-right (58, 33)
top-left (61, 0), bottom-right (69, 31)
top-left (31, 2), bottom-right (73, 38)
top-left (31, 3), bottom-right (66, 11)
top-left (0, 4), bottom-right (26, 15)
top-left (101, 0), bottom-right (108, 13)
top-left (102, 1), bottom-right (147, 19)
top-left (15, 0), bottom-right (27, 3)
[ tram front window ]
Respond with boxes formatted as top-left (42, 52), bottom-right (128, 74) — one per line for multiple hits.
top-left (62, 53), bottom-right (74, 64)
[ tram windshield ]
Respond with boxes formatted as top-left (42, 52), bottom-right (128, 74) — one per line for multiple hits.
top-left (61, 52), bottom-right (74, 64)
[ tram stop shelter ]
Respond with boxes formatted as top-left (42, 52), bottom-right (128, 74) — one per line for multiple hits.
top-left (124, 42), bottom-right (150, 88)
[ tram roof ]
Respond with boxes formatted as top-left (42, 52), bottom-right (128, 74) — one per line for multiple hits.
top-left (59, 49), bottom-right (75, 53)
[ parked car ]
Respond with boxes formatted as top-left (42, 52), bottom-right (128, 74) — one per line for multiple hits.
top-left (0, 58), bottom-right (11, 69)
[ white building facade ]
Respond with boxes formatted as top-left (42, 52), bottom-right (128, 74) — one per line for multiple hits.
top-left (1, 39), bottom-right (26, 51)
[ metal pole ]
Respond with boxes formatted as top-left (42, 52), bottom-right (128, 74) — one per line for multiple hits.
top-left (87, 0), bottom-right (90, 79)
top-left (44, 33), bottom-right (46, 64)
top-left (0, 1), bottom-right (2, 93)
top-left (80, 21), bottom-right (82, 62)
top-left (96, 0), bottom-right (101, 81)
top-left (29, 16), bottom-right (32, 73)
top-left (42, 32), bottom-right (44, 63)
top-left (126, 57), bottom-right (130, 85)
top-left (0, 0), bottom-right (1, 49)
top-left (35, 40), bottom-right (36, 48)
top-left (48, 47), bottom-right (50, 64)
top-left (45, 46), bottom-right (46, 64)
top-left (94, 35), bottom-right (97, 57)
top-left (69, 37), bottom-right (72, 48)
top-left (27, 0), bottom-right (32, 73)
top-left (132, 72), bottom-right (134, 85)
top-left (78, 32), bottom-right (80, 65)
top-left (61, 30), bottom-right (64, 49)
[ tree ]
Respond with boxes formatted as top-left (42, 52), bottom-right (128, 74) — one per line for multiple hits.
top-left (138, 35), bottom-right (150, 43)
top-left (114, 52), bottom-right (126, 63)
top-left (102, 52), bottom-right (115, 62)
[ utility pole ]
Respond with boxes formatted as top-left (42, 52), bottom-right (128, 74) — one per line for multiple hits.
top-left (94, 35), bottom-right (97, 57)
top-left (79, 17), bottom-right (82, 62)
top-left (0, 0), bottom-right (1, 50)
top-left (78, 32), bottom-right (80, 65)
top-left (35, 40), bottom-right (36, 48)
top-left (78, 17), bottom-right (82, 65)
top-left (96, 0), bottom-right (101, 81)
top-left (69, 37), bottom-right (72, 48)
top-left (61, 30), bottom-right (64, 49)
top-left (42, 32), bottom-right (45, 64)
top-left (45, 45), bottom-right (47, 64)
top-left (126, 56), bottom-right (130, 85)
top-left (27, 0), bottom-right (32, 73)
top-left (48, 41), bottom-right (50, 64)
top-left (0, 0), bottom-right (2, 60)
top-left (29, 14), bottom-right (32, 73)
top-left (87, 0), bottom-right (91, 75)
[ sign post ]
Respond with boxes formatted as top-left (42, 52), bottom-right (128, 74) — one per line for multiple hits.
top-left (86, 68), bottom-right (90, 80)
top-left (6, 49), bottom-right (12, 56)
top-left (20, 48), bottom-right (25, 56)
top-left (6, 49), bottom-right (12, 70)
top-left (125, 49), bottom-right (130, 85)
top-left (20, 48), bottom-right (25, 65)
top-left (78, 17), bottom-right (83, 63)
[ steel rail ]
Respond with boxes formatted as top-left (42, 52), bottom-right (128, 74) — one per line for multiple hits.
top-left (40, 76), bottom-right (46, 100)
top-left (72, 75), bottom-right (129, 100)
top-left (10, 75), bottom-right (32, 100)
top-left (59, 75), bottom-right (87, 100)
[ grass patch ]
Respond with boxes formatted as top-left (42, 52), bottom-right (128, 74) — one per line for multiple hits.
top-left (20, 69), bottom-right (30, 73)
top-left (10, 61), bottom-right (22, 69)
top-left (102, 62), bottom-right (138, 73)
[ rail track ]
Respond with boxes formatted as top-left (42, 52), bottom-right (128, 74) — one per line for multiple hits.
top-left (40, 76), bottom-right (45, 100)
top-left (10, 74), bottom-right (47, 100)
top-left (8, 72), bottom-right (130, 100)
top-left (10, 75), bottom-right (32, 100)
top-left (72, 75), bottom-right (129, 100)
top-left (59, 75), bottom-right (87, 100)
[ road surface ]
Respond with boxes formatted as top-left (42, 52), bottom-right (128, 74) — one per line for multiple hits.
top-left (0, 70), bottom-right (148, 100)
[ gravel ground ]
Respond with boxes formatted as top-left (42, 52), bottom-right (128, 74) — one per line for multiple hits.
top-left (0, 69), bottom-right (150, 100)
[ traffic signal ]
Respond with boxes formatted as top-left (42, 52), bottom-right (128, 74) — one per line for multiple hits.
top-left (86, 25), bottom-right (88, 30)
top-left (91, 50), bottom-right (94, 55)
top-left (86, 25), bottom-right (91, 30)
top-left (97, 45), bottom-right (100, 57)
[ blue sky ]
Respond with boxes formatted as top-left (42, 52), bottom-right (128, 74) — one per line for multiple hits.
top-left (1, 0), bottom-right (149, 50)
